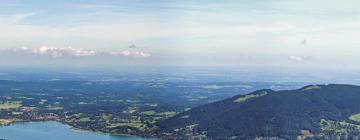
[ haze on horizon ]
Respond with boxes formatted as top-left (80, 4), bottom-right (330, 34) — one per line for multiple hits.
top-left (0, 0), bottom-right (359, 72)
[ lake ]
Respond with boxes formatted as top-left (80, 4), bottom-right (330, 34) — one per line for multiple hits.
top-left (0, 121), bottom-right (150, 140)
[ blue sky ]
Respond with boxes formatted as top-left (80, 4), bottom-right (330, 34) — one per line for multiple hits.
top-left (0, 0), bottom-right (360, 70)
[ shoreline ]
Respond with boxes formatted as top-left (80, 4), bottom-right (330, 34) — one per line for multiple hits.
top-left (1, 120), bottom-right (156, 139)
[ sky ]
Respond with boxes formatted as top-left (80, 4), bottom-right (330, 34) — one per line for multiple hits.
top-left (0, 0), bottom-right (360, 70)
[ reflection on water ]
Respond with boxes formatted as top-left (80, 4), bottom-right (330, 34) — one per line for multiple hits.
top-left (0, 121), bottom-right (149, 140)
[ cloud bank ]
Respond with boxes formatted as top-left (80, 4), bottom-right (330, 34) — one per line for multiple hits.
top-left (3, 46), bottom-right (151, 58)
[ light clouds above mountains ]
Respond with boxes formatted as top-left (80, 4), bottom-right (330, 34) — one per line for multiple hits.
top-left (0, 1), bottom-right (359, 69)
top-left (2, 46), bottom-right (151, 58)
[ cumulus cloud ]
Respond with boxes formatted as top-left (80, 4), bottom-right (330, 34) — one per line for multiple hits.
top-left (9, 46), bottom-right (96, 58)
top-left (3, 46), bottom-right (151, 58)
top-left (109, 50), bottom-right (151, 57)
top-left (289, 55), bottom-right (304, 62)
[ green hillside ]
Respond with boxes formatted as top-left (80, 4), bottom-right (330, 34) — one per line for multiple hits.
top-left (157, 84), bottom-right (360, 140)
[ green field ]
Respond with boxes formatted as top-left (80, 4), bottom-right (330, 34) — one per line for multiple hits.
top-left (234, 92), bottom-right (267, 103)
top-left (141, 110), bottom-right (156, 116)
top-left (0, 102), bottom-right (22, 110)
top-left (349, 113), bottom-right (360, 122)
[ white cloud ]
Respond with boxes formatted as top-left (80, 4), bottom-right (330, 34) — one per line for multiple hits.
top-left (3, 46), bottom-right (151, 58)
top-left (9, 46), bottom-right (96, 58)
top-left (0, 1), bottom-right (359, 68)
top-left (109, 50), bottom-right (151, 57)
top-left (289, 55), bottom-right (304, 62)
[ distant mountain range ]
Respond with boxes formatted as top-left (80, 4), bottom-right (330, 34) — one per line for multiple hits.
top-left (157, 84), bottom-right (360, 140)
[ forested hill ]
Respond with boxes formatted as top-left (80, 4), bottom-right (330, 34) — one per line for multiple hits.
top-left (157, 84), bottom-right (360, 140)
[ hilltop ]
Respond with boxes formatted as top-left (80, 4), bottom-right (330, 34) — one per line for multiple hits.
top-left (157, 84), bottom-right (360, 139)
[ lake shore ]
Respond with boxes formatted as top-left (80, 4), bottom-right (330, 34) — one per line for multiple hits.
top-left (0, 121), bottom-right (152, 140)
top-left (4, 120), bottom-right (155, 138)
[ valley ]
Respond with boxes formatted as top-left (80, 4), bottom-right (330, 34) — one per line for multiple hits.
top-left (0, 79), bottom-right (299, 139)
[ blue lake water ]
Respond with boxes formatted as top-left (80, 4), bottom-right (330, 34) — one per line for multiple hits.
top-left (0, 121), bottom-right (150, 140)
